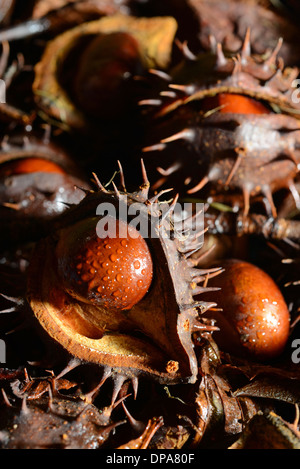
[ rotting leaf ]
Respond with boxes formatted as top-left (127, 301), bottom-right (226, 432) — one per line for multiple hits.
top-left (229, 411), bottom-right (300, 449)
top-left (234, 374), bottom-right (300, 405)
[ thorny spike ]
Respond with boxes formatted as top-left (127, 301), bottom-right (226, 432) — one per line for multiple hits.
top-left (0, 135), bottom-right (9, 150)
top-left (1, 388), bottom-right (12, 407)
top-left (131, 376), bottom-right (139, 400)
top-left (288, 183), bottom-right (300, 209)
top-left (74, 185), bottom-right (91, 196)
top-left (84, 367), bottom-right (112, 404)
top-left (160, 193), bottom-right (179, 221)
top-left (241, 27), bottom-right (251, 61)
top-left (117, 160), bottom-right (126, 192)
top-left (157, 162), bottom-right (181, 177)
top-left (181, 301), bottom-right (217, 313)
top-left (192, 321), bottom-right (219, 333)
top-left (138, 99), bottom-right (162, 106)
top-left (187, 244), bottom-right (216, 267)
top-left (55, 357), bottom-right (81, 380)
top-left (188, 226), bottom-right (208, 242)
top-left (0, 41), bottom-right (10, 77)
top-left (138, 159), bottom-right (151, 199)
top-left (282, 149), bottom-right (299, 168)
top-left (265, 37), bottom-right (283, 67)
top-left (151, 176), bottom-right (168, 191)
top-left (209, 34), bottom-right (217, 54)
top-left (176, 208), bottom-right (204, 231)
top-left (168, 83), bottom-right (196, 95)
top-left (1, 306), bottom-right (16, 314)
top-left (191, 286), bottom-right (221, 296)
top-left (142, 143), bottom-right (166, 152)
top-left (216, 42), bottom-right (227, 67)
top-left (243, 186), bottom-right (251, 217)
top-left (160, 128), bottom-right (196, 144)
top-left (192, 267), bottom-right (222, 277)
top-left (148, 188), bottom-right (173, 204)
top-left (122, 401), bottom-right (146, 433)
top-left (1, 202), bottom-right (22, 210)
top-left (0, 17), bottom-right (50, 43)
top-left (21, 396), bottom-right (30, 415)
top-left (112, 181), bottom-right (121, 198)
top-left (0, 293), bottom-right (23, 305)
top-left (263, 187), bottom-right (277, 218)
top-left (225, 154), bottom-right (243, 186)
top-left (187, 176), bottom-right (210, 194)
top-left (160, 90), bottom-right (177, 98)
top-left (91, 172), bottom-right (108, 193)
top-left (181, 244), bottom-right (204, 259)
top-left (111, 374), bottom-right (127, 405)
top-left (175, 38), bottom-right (197, 61)
top-left (232, 55), bottom-right (242, 75)
top-left (42, 123), bottom-right (52, 144)
top-left (59, 201), bottom-right (77, 209)
top-left (47, 384), bottom-right (55, 412)
top-left (141, 159), bottom-right (150, 186)
top-left (148, 68), bottom-right (172, 82)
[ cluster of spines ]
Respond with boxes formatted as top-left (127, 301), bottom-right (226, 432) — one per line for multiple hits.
top-left (66, 160), bottom-right (222, 394)
top-left (138, 30), bottom-right (300, 218)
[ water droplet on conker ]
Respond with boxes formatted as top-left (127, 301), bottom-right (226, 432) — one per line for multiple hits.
top-left (56, 217), bottom-right (153, 311)
top-left (202, 259), bottom-right (290, 360)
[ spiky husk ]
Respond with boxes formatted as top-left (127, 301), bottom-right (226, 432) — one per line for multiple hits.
top-left (0, 132), bottom-right (91, 244)
top-left (140, 32), bottom-right (300, 217)
top-left (27, 162), bottom-right (220, 389)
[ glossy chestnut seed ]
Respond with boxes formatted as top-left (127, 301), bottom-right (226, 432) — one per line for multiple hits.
top-left (56, 216), bottom-right (153, 311)
top-left (202, 93), bottom-right (271, 115)
top-left (203, 259), bottom-right (290, 360)
top-left (73, 32), bottom-right (143, 119)
top-left (0, 157), bottom-right (66, 177)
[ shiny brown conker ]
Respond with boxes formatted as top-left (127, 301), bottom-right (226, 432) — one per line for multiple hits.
top-left (56, 216), bottom-right (153, 311)
top-left (202, 93), bottom-right (271, 115)
top-left (203, 259), bottom-right (290, 360)
top-left (73, 32), bottom-right (143, 119)
top-left (0, 157), bottom-right (66, 177)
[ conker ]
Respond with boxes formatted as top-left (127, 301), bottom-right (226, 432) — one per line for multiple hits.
top-left (56, 216), bottom-right (153, 311)
top-left (203, 259), bottom-right (290, 360)
top-left (73, 32), bottom-right (143, 119)
top-left (0, 157), bottom-right (66, 177)
top-left (202, 93), bottom-right (271, 115)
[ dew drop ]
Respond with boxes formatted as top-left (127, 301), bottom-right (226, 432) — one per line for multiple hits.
top-left (81, 273), bottom-right (90, 282)
top-left (134, 260), bottom-right (141, 269)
